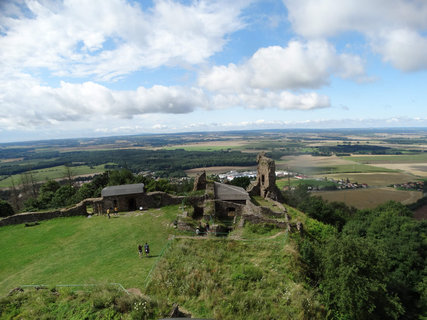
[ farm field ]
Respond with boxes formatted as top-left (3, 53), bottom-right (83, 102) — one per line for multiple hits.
top-left (0, 205), bottom-right (178, 296)
top-left (342, 154), bottom-right (427, 177)
top-left (162, 145), bottom-right (242, 151)
top-left (160, 139), bottom-right (249, 151)
top-left (277, 155), bottom-right (395, 174)
top-left (276, 178), bottom-right (337, 190)
top-left (369, 163), bottom-right (427, 177)
top-left (0, 164), bottom-right (107, 188)
top-left (344, 153), bottom-right (427, 164)
top-left (315, 187), bottom-right (422, 209)
top-left (313, 172), bottom-right (419, 186)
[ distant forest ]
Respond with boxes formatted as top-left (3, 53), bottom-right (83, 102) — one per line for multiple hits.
top-left (0, 149), bottom-right (256, 177)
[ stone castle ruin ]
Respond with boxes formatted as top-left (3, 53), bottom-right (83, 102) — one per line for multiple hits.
top-left (1, 152), bottom-right (304, 234)
top-left (247, 152), bottom-right (284, 202)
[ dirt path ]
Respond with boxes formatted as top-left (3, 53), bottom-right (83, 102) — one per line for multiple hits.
top-left (169, 231), bottom-right (286, 241)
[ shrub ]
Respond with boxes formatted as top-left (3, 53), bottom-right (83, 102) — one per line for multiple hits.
top-left (0, 200), bottom-right (14, 217)
top-left (246, 222), bottom-right (277, 235)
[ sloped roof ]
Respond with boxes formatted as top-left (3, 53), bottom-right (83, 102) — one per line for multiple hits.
top-left (101, 183), bottom-right (145, 197)
top-left (214, 182), bottom-right (249, 201)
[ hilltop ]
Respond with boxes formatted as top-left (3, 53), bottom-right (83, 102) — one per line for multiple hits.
top-left (0, 201), bottom-right (330, 319)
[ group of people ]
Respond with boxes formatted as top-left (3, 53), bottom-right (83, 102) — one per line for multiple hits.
top-left (107, 207), bottom-right (119, 219)
top-left (138, 242), bottom-right (150, 258)
top-left (195, 222), bottom-right (209, 236)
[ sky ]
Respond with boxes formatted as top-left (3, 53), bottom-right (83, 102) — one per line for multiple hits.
top-left (1, 0), bottom-right (427, 143)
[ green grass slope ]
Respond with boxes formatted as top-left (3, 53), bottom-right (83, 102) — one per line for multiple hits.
top-left (1, 285), bottom-right (171, 319)
top-left (1, 204), bottom-right (332, 319)
top-left (146, 234), bottom-right (324, 319)
top-left (0, 206), bottom-right (178, 296)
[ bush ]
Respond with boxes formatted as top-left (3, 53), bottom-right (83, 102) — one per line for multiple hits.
top-left (0, 200), bottom-right (14, 217)
top-left (245, 222), bottom-right (278, 235)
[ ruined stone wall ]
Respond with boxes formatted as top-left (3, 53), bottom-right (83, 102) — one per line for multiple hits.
top-left (100, 192), bottom-right (192, 213)
top-left (214, 200), bottom-right (246, 219)
top-left (257, 153), bottom-right (277, 198)
top-left (0, 200), bottom-right (88, 227)
top-left (240, 214), bottom-right (287, 229)
top-left (193, 171), bottom-right (207, 191)
top-left (247, 152), bottom-right (283, 201)
top-left (140, 192), bottom-right (185, 208)
top-left (242, 201), bottom-right (285, 218)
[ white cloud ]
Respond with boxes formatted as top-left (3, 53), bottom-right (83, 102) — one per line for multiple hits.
top-left (283, 0), bottom-right (427, 71)
top-left (372, 28), bottom-right (427, 71)
top-left (0, 0), bottom-right (248, 80)
top-left (199, 40), bottom-right (365, 92)
top-left (211, 89), bottom-right (330, 110)
top-left (0, 77), bottom-right (208, 129)
top-left (152, 124), bottom-right (168, 130)
top-left (140, 116), bottom-right (427, 133)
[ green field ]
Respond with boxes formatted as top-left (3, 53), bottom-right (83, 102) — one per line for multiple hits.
top-left (162, 145), bottom-right (242, 151)
top-left (315, 188), bottom-right (422, 209)
top-left (0, 164), bottom-right (106, 188)
top-left (313, 172), bottom-right (419, 186)
top-left (344, 153), bottom-right (427, 164)
top-left (0, 206), bottom-right (179, 296)
top-left (276, 178), bottom-right (337, 190)
top-left (276, 162), bottom-right (395, 175)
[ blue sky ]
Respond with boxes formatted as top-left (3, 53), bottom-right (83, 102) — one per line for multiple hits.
top-left (0, 0), bottom-right (427, 143)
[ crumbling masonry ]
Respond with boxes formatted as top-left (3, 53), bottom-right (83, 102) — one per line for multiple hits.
top-left (248, 152), bottom-right (284, 202)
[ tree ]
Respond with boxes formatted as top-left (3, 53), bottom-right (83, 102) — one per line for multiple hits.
top-left (343, 201), bottom-right (427, 318)
top-left (320, 235), bottom-right (404, 319)
top-left (229, 176), bottom-right (251, 189)
top-left (0, 200), bottom-right (14, 217)
top-left (64, 165), bottom-right (74, 187)
top-left (9, 176), bottom-right (20, 211)
top-left (51, 185), bottom-right (76, 208)
top-left (108, 169), bottom-right (134, 186)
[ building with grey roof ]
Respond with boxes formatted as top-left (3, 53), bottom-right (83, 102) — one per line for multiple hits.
top-left (214, 182), bottom-right (249, 204)
top-left (101, 183), bottom-right (145, 212)
top-left (101, 184), bottom-right (145, 197)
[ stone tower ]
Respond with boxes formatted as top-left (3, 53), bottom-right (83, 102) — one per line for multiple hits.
top-left (193, 171), bottom-right (207, 191)
top-left (248, 152), bottom-right (283, 201)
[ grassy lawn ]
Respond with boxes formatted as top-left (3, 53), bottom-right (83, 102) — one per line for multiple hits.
top-left (0, 164), bottom-right (106, 188)
top-left (0, 205), bottom-right (180, 296)
top-left (0, 201), bottom-right (335, 319)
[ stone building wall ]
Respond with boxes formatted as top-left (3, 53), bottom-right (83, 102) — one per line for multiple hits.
top-left (98, 191), bottom-right (189, 213)
top-left (214, 200), bottom-right (246, 219)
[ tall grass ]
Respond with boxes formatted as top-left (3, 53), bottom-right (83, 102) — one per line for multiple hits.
top-left (0, 285), bottom-right (171, 319)
top-left (147, 237), bottom-right (324, 319)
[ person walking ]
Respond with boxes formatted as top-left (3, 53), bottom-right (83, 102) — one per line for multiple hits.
top-left (144, 242), bottom-right (150, 257)
top-left (138, 244), bottom-right (143, 258)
